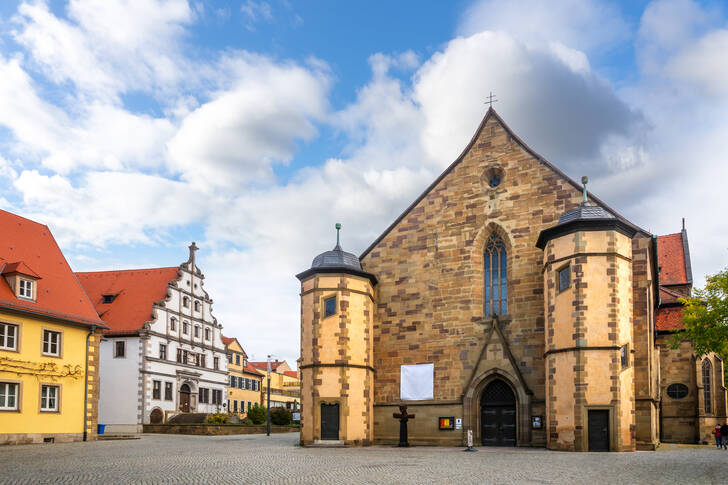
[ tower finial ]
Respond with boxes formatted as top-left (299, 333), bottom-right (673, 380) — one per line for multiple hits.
top-left (188, 241), bottom-right (199, 267)
top-left (335, 223), bottom-right (342, 250)
top-left (581, 176), bottom-right (589, 203)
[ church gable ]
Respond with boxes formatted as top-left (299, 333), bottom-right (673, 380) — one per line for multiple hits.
top-left (360, 108), bottom-right (638, 405)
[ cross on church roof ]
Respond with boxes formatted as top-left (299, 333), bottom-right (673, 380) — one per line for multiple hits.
top-left (485, 91), bottom-right (498, 108)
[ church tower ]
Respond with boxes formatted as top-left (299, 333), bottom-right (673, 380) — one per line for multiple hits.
top-left (536, 179), bottom-right (637, 452)
top-left (296, 224), bottom-right (377, 446)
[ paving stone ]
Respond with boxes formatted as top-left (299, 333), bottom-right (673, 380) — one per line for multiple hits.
top-left (0, 433), bottom-right (726, 484)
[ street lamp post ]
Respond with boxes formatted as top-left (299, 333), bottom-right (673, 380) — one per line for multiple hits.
top-left (266, 354), bottom-right (271, 437)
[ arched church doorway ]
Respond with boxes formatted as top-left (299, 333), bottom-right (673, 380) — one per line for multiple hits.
top-left (481, 379), bottom-right (516, 446)
top-left (179, 384), bottom-right (191, 413)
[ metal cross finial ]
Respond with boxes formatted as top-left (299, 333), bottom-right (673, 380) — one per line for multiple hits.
top-left (335, 223), bottom-right (342, 249)
top-left (581, 176), bottom-right (589, 203)
top-left (485, 91), bottom-right (498, 108)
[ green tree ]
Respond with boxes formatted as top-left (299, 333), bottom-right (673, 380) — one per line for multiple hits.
top-left (247, 403), bottom-right (266, 425)
top-left (270, 407), bottom-right (292, 426)
top-left (670, 268), bottom-right (728, 357)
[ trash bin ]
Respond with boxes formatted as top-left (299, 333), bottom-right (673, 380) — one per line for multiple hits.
top-left (97, 424), bottom-right (106, 435)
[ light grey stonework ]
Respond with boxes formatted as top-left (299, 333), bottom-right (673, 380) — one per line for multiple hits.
top-left (0, 433), bottom-right (725, 484)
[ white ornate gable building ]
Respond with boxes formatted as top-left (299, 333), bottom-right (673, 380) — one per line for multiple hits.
top-left (77, 243), bottom-right (228, 433)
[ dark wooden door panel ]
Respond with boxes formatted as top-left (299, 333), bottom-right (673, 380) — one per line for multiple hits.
top-left (588, 410), bottom-right (609, 452)
top-left (321, 403), bottom-right (340, 440)
top-left (482, 406), bottom-right (516, 446)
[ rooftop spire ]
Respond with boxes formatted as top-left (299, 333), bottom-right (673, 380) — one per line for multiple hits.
top-left (581, 175), bottom-right (589, 204)
top-left (485, 91), bottom-right (498, 109)
top-left (334, 223), bottom-right (342, 250)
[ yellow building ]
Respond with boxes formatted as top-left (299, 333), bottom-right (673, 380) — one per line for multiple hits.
top-left (251, 360), bottom-right (300, 411)
top-left (0, 209), bottom-right (106, 445)
top-left (223, 336), bottom-right (263, 417)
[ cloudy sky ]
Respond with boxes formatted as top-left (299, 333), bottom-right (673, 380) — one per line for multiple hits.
top-left (1, 0), bottom-right (726, 366)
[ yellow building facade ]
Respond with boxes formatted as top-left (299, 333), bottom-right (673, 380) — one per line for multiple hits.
top-left (251, 360), bottom-right (301, 411)
top-left (1, 209), bottom-right (105, 445)
top-left (223, 336), bottom-right (263, 417)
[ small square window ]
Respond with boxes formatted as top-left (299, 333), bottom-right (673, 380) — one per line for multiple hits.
top-left (40, 385), bottom-right (59, 412)
top-left (102, 294), bottom-right (115, 304)
top-left (42, 330), bottom-right (61, 356)
top-left (324, 296), bottom-right (336, 318)
top-left (18, 279), bottom-right (33, 299)
top-left (558, 266), bottom-right (570, 293)
top-left (0, 323), bottom-right (18, 351)
top-left (114, 340), bottom-right (125, 358)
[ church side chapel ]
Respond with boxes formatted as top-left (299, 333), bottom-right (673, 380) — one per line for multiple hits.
top-left (296, 108), bottom-right (727, 451)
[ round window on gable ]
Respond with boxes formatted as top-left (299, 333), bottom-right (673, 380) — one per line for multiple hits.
top-left (666, 383), bottom-right (689, 399)
top-left (481, 166), bottom-right (505, 190)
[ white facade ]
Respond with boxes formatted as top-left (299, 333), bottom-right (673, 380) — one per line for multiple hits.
top-left (98, 245), bottom-right (228, 433)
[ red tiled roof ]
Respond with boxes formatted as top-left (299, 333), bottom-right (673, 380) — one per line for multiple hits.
top-left (221, 336), bottom-right (235, 346)
top-left (243, 363), bottom-right (263, 376)
top-left (250, 360), bottom-right (284, 371)
top-left (1, 261), bottom-right (41, 279)
top-left (76, 267), bottom-right (179, 334)
top-left (656, 306), bottom-right (685, 331)
top-left (658, 233), bottom-right (688, 285)
top-left (283, 371), bottom-right (299, 379)
top-left (0, 209), bottom-right (104, 327)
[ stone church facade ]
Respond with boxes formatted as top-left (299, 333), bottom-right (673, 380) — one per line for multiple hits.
top-left (297, 108), bottom-right (726, 451)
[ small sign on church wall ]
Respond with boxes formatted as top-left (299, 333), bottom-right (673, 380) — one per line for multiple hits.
top-left (532, 415), bottom-right (543, 429)
top-left (455, 418), bottom-right (462, 430)
top-left (439, 417), bottom-right (455, 430)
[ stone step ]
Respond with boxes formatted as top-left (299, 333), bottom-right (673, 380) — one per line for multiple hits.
top-left (310, 439), bottom-right (345, 448)
top-left (98, 434), bottom-right (140, 441)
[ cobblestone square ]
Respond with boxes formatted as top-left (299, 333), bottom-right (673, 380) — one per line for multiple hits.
top-left (1, 433), bottom-right (726, 484)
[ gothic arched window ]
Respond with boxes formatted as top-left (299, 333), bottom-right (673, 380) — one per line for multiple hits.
top-left (702, 359), bottom-right (712, 414)
top-left (484, 233), bottom-right (507, 316)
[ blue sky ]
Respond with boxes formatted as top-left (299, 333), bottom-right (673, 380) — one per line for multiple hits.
top-left (0, 0), bottom-right (727, 365)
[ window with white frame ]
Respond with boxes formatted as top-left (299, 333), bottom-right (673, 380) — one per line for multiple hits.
top-left (0, 382), bottom-right (19, 410)
top-left (40, 385), bottom-right (59, 412)
top-left (18, 279), bottom-right (33, 299)
top-left (0, 323), bottom-right (18, 351)
top-left (42, 330), bottom-right (61, 356)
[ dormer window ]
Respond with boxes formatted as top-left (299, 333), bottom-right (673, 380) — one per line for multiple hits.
top-left (102, 294), bottom-right (116, 304)
top-left (18, 279), bottom-right (33, 299)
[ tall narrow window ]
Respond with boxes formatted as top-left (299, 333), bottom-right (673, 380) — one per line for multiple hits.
top-left (214, 357), bottom-right (219, 370)
top-left (114, 340), bottom-right (125, 358)
top-left (152, 380), bottom-right (161, 400)
top-left (702, 359), bottom-right (712, 414)
top-left (164, 382), bottom-right (173, 401)
top-left (170, 318), bottom-right (177, 331)
top-left (43, 330), bottom-right (61, 357)
top-left (484, 234), bottom-right (507, 316)
top-left (159, 344), bottom-right (167, 360)
top-left (0, 323), bottom-right (18, 351)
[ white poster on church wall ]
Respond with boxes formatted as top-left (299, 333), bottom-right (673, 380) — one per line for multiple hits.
top-left (400, 363), bottom-right (434, 400)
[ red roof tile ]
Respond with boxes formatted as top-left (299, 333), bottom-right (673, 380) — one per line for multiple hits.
top-left (658, 233), bottom-right (688, 285)
top-left (1, 261), bottom-right (41, 279)
top-left (221, 336), bottom-right (235, 346)
top-left (76, 267), bottom-right (179, 334)
top-left (0, 209), bottom-right (104, 327)
top-left (243, 363), bottom-right (263, 376)
top-left (250, 360), bottom-right (284, 371)
top-left (656, 306), bottom-right (685, 331)
top-left (283, 371), bottom-right (299, 379)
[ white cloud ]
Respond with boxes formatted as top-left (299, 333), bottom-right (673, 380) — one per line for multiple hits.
top-left (240, 0), bottom-right (273, 31)
top-left (167, 54), bottom-right (332, 192)
top-left (458, 0), bottom-right (630, 54)
top-left (13, 0), bottom-right (195, 101)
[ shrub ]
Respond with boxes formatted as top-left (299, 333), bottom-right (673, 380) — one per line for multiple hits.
top-left (270, 407), bottom-right (292, 426)
top-left (205, 413), bottom-right (228, 425)
top-left (247, 404), bottom-right (266, 425)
